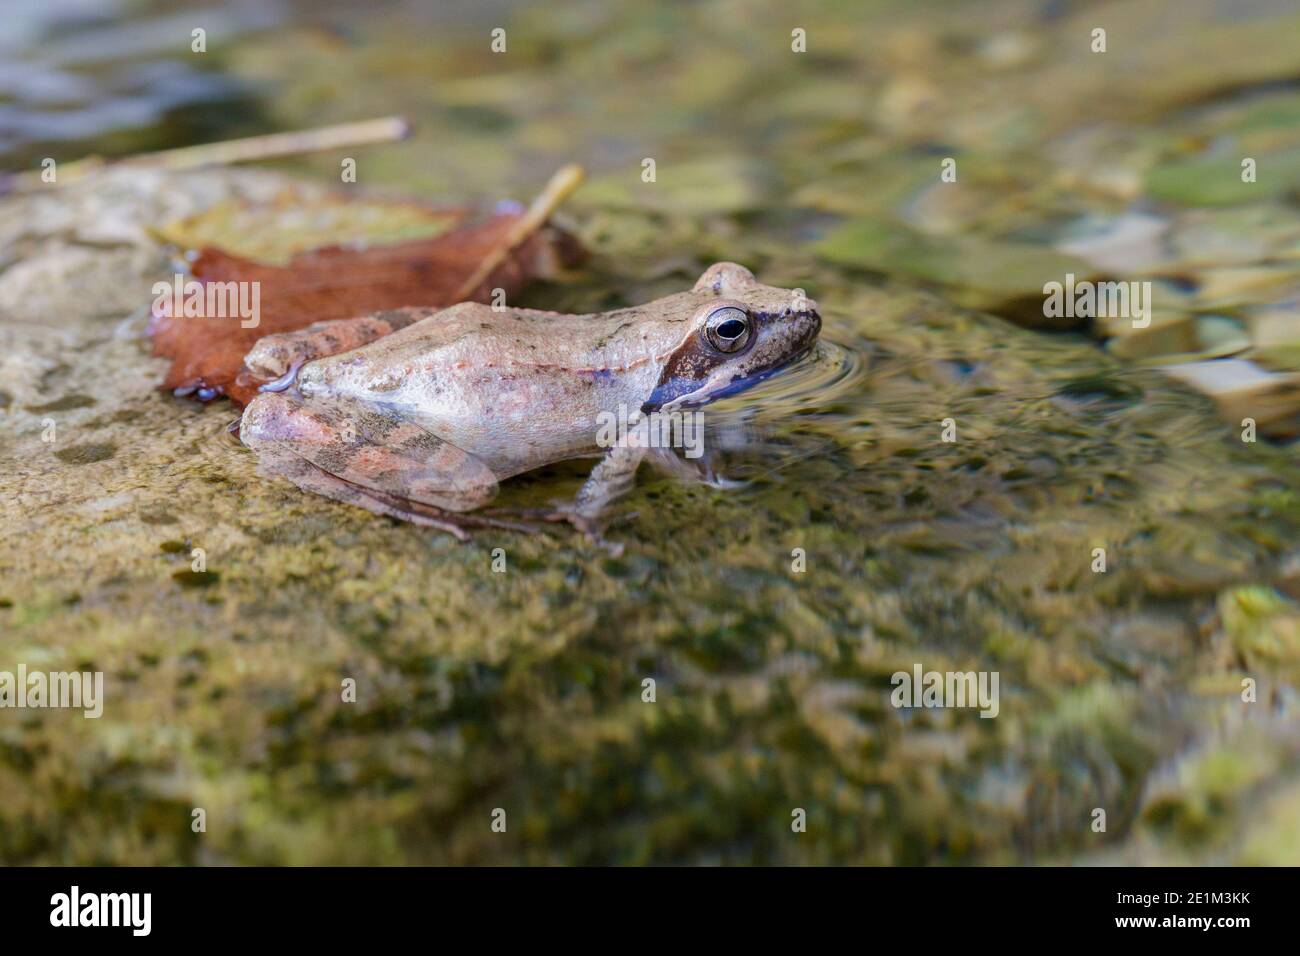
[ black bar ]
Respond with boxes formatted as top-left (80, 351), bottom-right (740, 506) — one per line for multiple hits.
top-left (0, 866), bottom-right (1276, 942)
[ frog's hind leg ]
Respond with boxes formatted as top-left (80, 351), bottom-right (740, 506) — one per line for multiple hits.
top-left (247, 431), bottom-right (479, 539)
top-left (241, 391), bottom-right (525, 539)
top-left (243, 308), bottom-right (436, 385)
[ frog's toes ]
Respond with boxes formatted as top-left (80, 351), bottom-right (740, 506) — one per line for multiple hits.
top-left (173, 379), bottom-right (221, 401)
top-left (553, 510), bottom-right (624, 555)
top-left (361, 491), bottom-right (553, 538)
top-left (257, 359), bottom-right (305, 394)
top-left (487, 504), bottom-right (632, 554)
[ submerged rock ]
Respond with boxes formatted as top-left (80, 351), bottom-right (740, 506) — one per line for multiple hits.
top-left (2, 165), bottom-right (1299, 865)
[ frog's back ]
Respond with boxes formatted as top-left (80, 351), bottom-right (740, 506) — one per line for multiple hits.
top-left (305, 299), bottom-right (699, 475)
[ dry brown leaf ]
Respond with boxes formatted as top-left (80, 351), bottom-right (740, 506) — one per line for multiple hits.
top-left (150, 171), bottom-right (584, 405)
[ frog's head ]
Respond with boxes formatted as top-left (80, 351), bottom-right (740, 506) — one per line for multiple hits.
top-left (646, 262), bottom-right (821, 410)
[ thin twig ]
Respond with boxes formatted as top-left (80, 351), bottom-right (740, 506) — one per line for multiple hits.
top-left (5, 116), bottom-right (412, 193)
top-left (452, 164), bottom-right (586, 302)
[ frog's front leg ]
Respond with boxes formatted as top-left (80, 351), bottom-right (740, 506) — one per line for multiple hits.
top-left (572, 442), bottom-right (647, 519)
top-left (241, 391), bottom-right (532, 540)
top-left (491, 442), bottom-right (646, 554)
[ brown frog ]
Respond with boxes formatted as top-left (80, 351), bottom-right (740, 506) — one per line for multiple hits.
top-left (238, 262), bottom-right (820, 541)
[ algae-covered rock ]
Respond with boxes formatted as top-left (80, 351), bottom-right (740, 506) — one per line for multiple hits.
top-left (3, 164), bottom-right (1300, 865)
top-left (815, 218), bottom-right (1095, 325)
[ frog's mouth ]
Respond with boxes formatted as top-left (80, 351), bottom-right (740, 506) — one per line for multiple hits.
top-left (665, 340), bottom-right (818, 409)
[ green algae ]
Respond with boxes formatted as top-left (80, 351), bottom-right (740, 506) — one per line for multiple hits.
top-left (172, 570), bottom-right (221, 588)
top-left (26, 394), bottom-right (97, 413)
top-left (53, 443), bottom-right (117, 465)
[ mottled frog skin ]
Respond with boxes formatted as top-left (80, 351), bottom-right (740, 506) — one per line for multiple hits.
top-left (239, 263), bottom-right (820, 541)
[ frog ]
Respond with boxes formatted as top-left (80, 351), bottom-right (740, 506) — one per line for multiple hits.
top-left (238, 262), bottom-right (821, 543)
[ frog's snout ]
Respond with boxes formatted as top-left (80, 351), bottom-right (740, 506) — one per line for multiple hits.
top-left (787, 303), bottom-right (821, 355)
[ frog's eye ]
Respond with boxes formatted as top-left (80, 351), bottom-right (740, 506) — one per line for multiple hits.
top-left (705, 306), bottom-right (751, 353)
